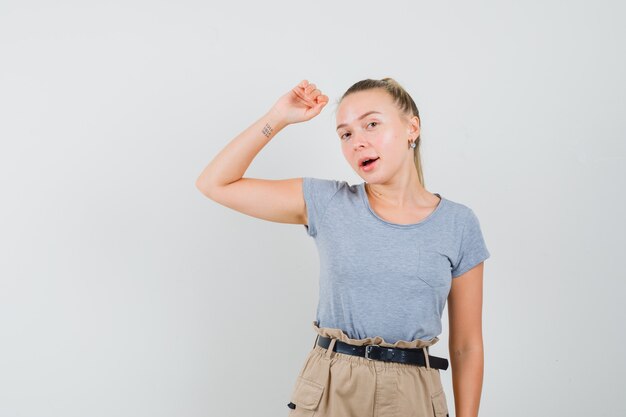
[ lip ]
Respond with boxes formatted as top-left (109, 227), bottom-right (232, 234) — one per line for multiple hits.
top-left (357, 156), bottom-right (379, 167)
top-left (360, 157), bottom-right (379, 172)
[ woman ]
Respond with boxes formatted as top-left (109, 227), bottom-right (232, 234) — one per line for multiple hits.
top-left (196, 78), bottom-right (490, 417)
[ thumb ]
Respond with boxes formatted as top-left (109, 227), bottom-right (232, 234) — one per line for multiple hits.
top-left (306, 100), bottom-right (326, 119)
top-left (312, 94), bottom-right (329, 114)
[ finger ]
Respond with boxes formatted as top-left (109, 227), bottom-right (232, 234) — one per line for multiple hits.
top-left (309, 100), bottom-right (326, 117)
top-left (294, 94), bottom-right (316, 108)
top-left (303, 87), bottom-right (323, 105)
top-left (316, 94), bottom-right (329, 104)
top-left (305, 83), bottom-right (316, 94)
top-left (292, 85), bottom-right (310, 99)
top-left (310, 88), bottom-right (322, 98)
top-left (293, 88), bottom-right (316, 106)
top-left (294, 92), bottom-right (316, 107)
top-left (312, 94), bottom-right (327, 108)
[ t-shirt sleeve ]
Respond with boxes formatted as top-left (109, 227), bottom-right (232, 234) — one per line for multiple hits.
top-left (302, 177), bottom-right (343, 238)
top-left (451, 208), bottom-right (491, 278)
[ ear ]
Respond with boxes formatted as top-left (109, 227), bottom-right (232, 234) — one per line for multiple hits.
top-left (408, 115), bottom-right (420, 138)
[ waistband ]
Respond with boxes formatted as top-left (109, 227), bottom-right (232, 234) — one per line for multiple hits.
top-left (315, 334), bottom-right (449, 370)
top-left (311, 320), bottom-right (440, 349)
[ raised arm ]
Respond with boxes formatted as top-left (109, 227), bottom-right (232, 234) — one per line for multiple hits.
top-left (195, 80), bottom-right (329, 225)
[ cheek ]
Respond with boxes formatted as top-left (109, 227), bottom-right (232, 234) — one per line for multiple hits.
top-left (341, 148), bottom-right (353, 163)
top-left (378, 134), bottom-right (403, 154)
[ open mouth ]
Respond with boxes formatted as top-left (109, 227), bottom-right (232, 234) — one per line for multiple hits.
top-left (361, 157), bottom-right (379, 167)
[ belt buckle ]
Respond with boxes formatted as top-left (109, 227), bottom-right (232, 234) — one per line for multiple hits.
top-left (364, 344), bottom-right (380, 360)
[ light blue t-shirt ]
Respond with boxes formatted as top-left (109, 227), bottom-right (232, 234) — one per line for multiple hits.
top-left (302, 177), bottom-right (491, 344)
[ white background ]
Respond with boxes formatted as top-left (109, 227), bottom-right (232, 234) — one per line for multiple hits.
top-left (1, 1), bottom-right (624, 416)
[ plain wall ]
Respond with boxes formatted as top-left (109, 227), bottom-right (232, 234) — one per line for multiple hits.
top-left (1, 1), bottom-right (625, 416)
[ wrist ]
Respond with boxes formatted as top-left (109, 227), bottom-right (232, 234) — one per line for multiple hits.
top-left (266, 107), bottom-right (289, 131)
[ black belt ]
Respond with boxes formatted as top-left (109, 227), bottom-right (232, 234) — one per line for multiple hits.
top-left (316, 335), bottom-right (449, 370)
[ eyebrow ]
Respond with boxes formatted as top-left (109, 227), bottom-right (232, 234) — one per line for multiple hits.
top-left (336, 111), bottom-right (382, 131)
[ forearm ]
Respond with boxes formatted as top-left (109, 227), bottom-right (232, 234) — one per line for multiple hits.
top-left (195, 107), bottom-right (288, 192)
top-left (449, 346), bottom-right (484, 417)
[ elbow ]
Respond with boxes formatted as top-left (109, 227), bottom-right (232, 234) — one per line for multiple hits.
top-left (449, 340), bottom-right (484, 357)
top-left (195, 178), bottom-right (215, 199)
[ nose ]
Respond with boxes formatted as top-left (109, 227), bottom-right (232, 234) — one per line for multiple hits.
top-left (351, 131), bottom-right (368, 150)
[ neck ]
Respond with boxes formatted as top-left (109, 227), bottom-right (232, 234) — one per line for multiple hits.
top-left (365, 178), bottom-right (437, 209)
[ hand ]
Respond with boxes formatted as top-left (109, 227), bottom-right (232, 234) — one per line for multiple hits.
top-left (270, 79), bottom-right (329, 125)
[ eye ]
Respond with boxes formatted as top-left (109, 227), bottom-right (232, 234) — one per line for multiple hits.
top-left (339, 122), bottom-right (377, 141)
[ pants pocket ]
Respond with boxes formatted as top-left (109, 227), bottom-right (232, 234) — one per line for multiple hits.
top-left (431, 388), bottom-right (449, 417)
top-left (287, 375), bottom-right (324, 416)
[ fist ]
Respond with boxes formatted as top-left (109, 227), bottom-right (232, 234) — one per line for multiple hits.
top-left (271, 79), bottom-right (330, 125)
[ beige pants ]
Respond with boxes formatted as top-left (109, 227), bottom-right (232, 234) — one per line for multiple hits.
top-left (287, 321), bottom-right (449, 417)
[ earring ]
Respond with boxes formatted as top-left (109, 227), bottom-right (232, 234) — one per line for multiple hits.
top-left (409, 141), bottom-right (416, 149)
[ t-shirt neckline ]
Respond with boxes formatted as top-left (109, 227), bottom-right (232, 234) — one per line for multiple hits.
top-left (359, 182), bottom-right (445, 228)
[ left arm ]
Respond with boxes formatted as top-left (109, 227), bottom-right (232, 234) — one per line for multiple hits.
top-left (447, 261), bottom-right (485, 417)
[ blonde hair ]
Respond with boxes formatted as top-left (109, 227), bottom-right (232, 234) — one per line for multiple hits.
top-left (335, 78), bottom-right (424, 187)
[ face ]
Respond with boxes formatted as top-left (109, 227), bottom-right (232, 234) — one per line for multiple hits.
top-left (335, 89), bottom-right (419, 183)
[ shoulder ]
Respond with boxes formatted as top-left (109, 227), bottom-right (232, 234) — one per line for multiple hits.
top-left (301, 177), bottom-right (359, 238)
top-left (438, 195), bottom-right (477, 223)
top-left (302, 177), bottom-right (358, 198)
top-left (436, 195), bottom-right (489, 242)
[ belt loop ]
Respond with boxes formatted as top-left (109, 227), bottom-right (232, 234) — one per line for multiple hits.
top-left (313, 334), bottom-right (320, 349)
top-left (325, 338), bottom-right (337, 359)
top-left (423, 347), bottom-right (431, 369)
